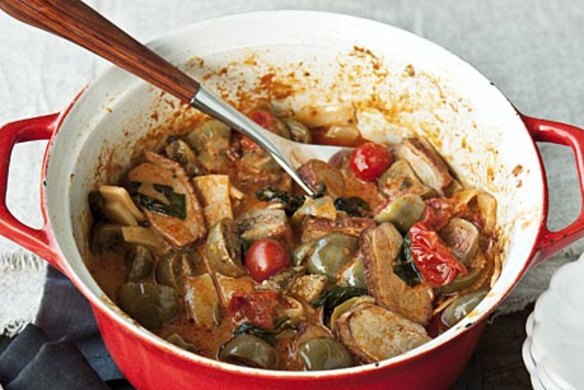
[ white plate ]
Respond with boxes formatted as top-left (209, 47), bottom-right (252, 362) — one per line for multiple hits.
top-left (523, 255), bottom-right (584, 389)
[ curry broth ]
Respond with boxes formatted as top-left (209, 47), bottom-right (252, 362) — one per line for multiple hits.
top-left (87, 108), bottom-right (498, 370)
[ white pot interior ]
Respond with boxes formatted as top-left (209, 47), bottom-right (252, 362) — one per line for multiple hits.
top-left (44, 11), bottom-right (544, 376)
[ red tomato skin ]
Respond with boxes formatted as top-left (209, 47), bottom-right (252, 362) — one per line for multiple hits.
top-left (349, 143), bottom-right (393, 182)
top-left (245, 238), bottom-right (290, 282)
top-left (408, 223), bottom-right (467, 287)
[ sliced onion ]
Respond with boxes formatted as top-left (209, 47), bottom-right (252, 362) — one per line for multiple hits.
top-left (295, 103), bottom-right (356, 127)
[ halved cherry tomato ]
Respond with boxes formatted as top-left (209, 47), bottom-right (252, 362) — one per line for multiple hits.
top-left (349, 142), bottom-right (393, 182)
top-left (408, 222), bottom-right (467, 287)
top-left (245, 238), bottom-right (290, 282)
top-left (421, 198), bottom-right (454, 231)
top-left (229, 290), bottom-right (280, 329)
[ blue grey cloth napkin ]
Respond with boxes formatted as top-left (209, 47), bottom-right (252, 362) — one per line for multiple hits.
top-left (0, 265), bottom-right (479, 389)
top-left (0, 266), bottom-right (133, 390)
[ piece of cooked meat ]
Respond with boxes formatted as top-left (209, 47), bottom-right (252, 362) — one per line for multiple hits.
top-left (193, 175), bottom-right (233, 227)
top-left (301, 217), bottom-right (376, 243)
top-left (289, 274), bottom-right (328, 303)
top-left (336, 303), bottom-right (430, 363)
top-left (360, 223), bottom-right (434, 325)
top-left (397, 138), bottom-right (453, 195)
top-left (128, 151), bottom-right (206, 247)
top-left (236, 208), bottom-right (291, 242)
top-left (298, 159), bottom-right (345, 198)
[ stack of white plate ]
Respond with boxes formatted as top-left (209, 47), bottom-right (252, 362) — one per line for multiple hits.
top-left (522, 257), bottom-right (584, 390)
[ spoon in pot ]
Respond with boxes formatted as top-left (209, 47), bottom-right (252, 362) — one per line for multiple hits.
top-left (0, 0), bottom-right (348, 196)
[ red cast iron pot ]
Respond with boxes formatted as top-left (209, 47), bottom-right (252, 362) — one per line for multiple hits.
top-left (1, 11), bottom-right (583, 390)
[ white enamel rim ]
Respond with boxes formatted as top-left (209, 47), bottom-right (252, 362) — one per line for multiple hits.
top-left (43, 11), bottom-right (545, 378)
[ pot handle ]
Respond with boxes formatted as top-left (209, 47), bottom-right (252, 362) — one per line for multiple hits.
top-left (522, 114), bottom-right (584, 263)
top-left (0, 113), bottom-right (63, 271)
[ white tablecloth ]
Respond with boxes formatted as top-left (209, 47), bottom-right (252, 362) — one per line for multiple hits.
top-left (1, 0), bottom-right (584, 334)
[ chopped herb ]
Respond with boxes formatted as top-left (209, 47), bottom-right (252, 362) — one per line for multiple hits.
top-left (394, 236), bottom-right (421, 287)
top-left (334, 197), bottom-right (371, 217)
top-left (256, 186), bottom-right (306, 215)
top-left (233, 323), bottom-right (276, 345)
top-left (313, 286), bottom-right (367, 324)
top-left (129, 182), bottom-right (187, 219)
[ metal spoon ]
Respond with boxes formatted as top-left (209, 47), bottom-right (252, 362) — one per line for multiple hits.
top-left (0, 0), bottom-right (347, 196)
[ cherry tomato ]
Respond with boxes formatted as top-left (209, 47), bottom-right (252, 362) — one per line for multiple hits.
top-left (245, 238), bottom-right (290, 282)
top-left (408, 223), bottom-right (467, 287)
top-left (229, 291), bottom-right (279, 329)
top-left (349, 142), bottom-right (393, 182)
top-left (421, 198), bottom-right (454, 231)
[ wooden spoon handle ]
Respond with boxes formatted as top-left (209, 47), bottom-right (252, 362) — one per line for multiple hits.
top-left (0, 0), bottom-right (200, 102)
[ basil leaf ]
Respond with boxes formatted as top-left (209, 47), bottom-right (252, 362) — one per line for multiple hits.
top-left (256, 186), bottom-right (306, 215)
top-left (394, 236), bottom-right (421, 287)
top-left (334, 197), bottom-right (371, 217)
top-left (312, 286), bottom-right (367, 324)
top-left (233, 323), bottom-right (276, 346)
top-left (130, 182), bottom-right (187, 219)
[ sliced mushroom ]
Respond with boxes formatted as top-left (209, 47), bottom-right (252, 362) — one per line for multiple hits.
top-left (336, 251), bottom-right (366, 289)
top-left (289, 274), bottom-right (328, 303)
top-left (301, 217), bottom-right (375, 243)
top-left (164, 138), bottom-right (204, 177)
top-left (307, 233), bottom-right (359, 282)
top-left (155, 251), bottom-right (197, 288)
top-left (185, 119), bottom-right (231, 172)
top-left (298, 160), bottom-right (345, 198)
top-left (440, 218), bottom-right (480, 265)
top-left (237, 209), bottom-right (291, 242)
top-left (128, 151), bottom-right (206, 247)
top-left (206, 218), bottom-right (244, 277)
top-left (117, 282), bottom-right (178, 330)
top-left (193, 175), bottom-right (234, 228)
top-left (121, 226), bottom-right (169, 252)
top-left (377, 160), bottom-right (435, 199)
top-left (98, 185), bottom-right (145, 226)
top-left (360, 223), bottom-right (434, 325)
top-left (283, 118), bottom-right (312, 144)
top-left (397, 138), bottom-right (453, 195)
top-left (374, 194), bottom-right (425, 233)
top-left (218, 334), bottom-right (279, 369)
top-left (184, 273), bottom-right (222, 328)
top-left (128, 246), bottom-right (154, 282)
top-left (336, 303), bottom-right (430, 363)
top-left (298, 337), bottom-right (353, 371)
top-left (291, 196), bottom-right (337, 225)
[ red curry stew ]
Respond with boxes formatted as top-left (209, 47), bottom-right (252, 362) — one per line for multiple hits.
top-left (87, 106), bottom-right (499, 371)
